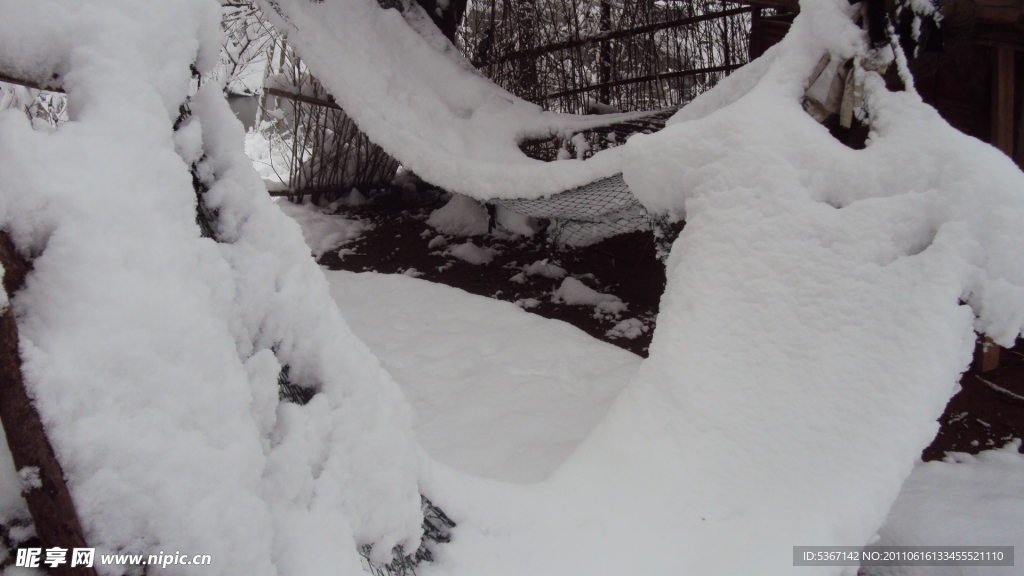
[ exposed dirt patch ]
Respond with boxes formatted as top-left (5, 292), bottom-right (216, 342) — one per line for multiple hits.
top-left (318, 195), bottom-right (666, 357)
top-left (923, 337), bottom-right (1024, 461)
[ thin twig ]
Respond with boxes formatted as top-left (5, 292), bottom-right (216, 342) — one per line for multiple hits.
top-left (976, 374), bottom-right (1024, 404)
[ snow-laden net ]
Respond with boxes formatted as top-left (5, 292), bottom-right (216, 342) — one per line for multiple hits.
top-left (495, 174), bottom-right (652, 246)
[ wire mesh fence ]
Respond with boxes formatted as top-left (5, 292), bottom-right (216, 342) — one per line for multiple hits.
top-left (495, 174), bottom-right (653, 246)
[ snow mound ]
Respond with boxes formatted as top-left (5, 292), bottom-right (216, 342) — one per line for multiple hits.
top-left (275, 199), bottom-right (368, 257)
top-left (605, 318), bottom-right (647, 340)
top-left (552, 277), bottom-right (627, 317)
top-left (446, 241), bottom-right (497, 265)
top-left (426, 194), bottom-right (489, 236)
top-left (524, 260), bottom-right (567, 280)
top-left (326, 271), bottom-right (640, 482)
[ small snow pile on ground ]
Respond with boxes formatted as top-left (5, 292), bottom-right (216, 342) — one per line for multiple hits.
top-left (553, 277), bottom-right (627, 317)
top-left (605, 318), bottom-right (647, 340)
top-left (869, 441), bottom-right (1024, 576)
top-left (343, 188), bottom-right (368, 206)
top-left (446, 241), bottom-right (498, 265)
top-left (427, 235), bottom-right (447, 249)
top-left (515, 298), bottom-right (541, 309)
top-left (327, 271), bottom-right (640, 482)
top-left (524, 259), bottom-right (567, 280)
top-left (276, 199), bottom-right (368, 257)
top-left (427, 194), bottom-right (489, 236)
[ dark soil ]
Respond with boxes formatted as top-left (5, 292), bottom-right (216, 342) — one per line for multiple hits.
top-left (318, 192), bottom-right (667, 357)
top-left (313, 192), bottom-right (1023, 460)
top-left (922, 336), bottom-right (1024, 461)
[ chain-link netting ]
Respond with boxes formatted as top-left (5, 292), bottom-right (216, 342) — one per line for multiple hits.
top-left (495, 174), bottom-right (653, 247)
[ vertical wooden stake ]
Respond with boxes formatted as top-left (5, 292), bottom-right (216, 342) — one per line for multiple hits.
top-left (981, 336), bottom-right (1002, 373)
top-left (992, 45), bottom-right (1014, 157)
top-left (983, 46), bottom-right (1015, 371)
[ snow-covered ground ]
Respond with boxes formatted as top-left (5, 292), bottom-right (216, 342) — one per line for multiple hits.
top-left (320, 268), bottom-right (1024, 576)
top-left (327, 271), bottom-right (640, 483)
top-left (2, 0), bottom-right (1023, 574)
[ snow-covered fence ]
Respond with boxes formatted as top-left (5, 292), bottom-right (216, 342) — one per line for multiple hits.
top-left (265, 81), bottom-right (400, 197)
top-left (460, 0), bottom-right (754, 114)
top-left (223, 1), bottom-right (400, 198)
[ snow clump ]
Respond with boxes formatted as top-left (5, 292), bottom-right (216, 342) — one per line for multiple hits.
top-left (552, 277), bottom-right (627, 317)
top-left (447, 241), bottom-right (498, 265)
top-left (427, 193), bottom-right (489, 236)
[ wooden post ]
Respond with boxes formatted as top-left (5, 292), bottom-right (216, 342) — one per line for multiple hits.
top-left (981, 336), bottom-right (1002, 373)
top-left (992, 45), bottom-right (1014, 156)
top-left (983, 45), bottom-right (1015, 371)
top-left (0, 233), bottom-right (97, 576)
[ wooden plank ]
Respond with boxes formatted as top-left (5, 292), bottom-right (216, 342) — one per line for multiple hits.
top-left (981, 336), bottom-right (1002, 372)
top-left (544, 63), bottom-right (744, 100)
top-left (0, 72), bottom-right (64, 93)
top-left (992, 45), bottom-right (1015, 156)
top-left (264, 87), bottom-right (341, 110)
top-left (472, 6), bottom-right (755, 68)
top-left (0, 232), bottom-right (97, 576)
top-left (726, 0), bottom-right (799, 12)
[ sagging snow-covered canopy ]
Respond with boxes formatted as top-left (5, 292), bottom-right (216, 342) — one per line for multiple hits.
top-left (0, 0), bottom-right (1022, 575)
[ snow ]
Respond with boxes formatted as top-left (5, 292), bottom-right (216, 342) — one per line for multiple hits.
top-left (523, 259), bottom-right (567, 280)
top-left (552, 277), bottom-right (627, 317)
top-left (427, 194), bottom-right (490, 236)
top-left (446, 241), bottom-right (497, 265)
top-left (605, 318), bottom-right (647, 340)
top-left (493, 206), bottom-right (539, 236)
top-left (0, 0), bottom-right (421, 572)
top-left (326, 271), bottom-right (640, 482)
top-left (256, 0), bottom-right (664, 200)
top-left (870, 442), bottom-right (1024, 576)
top-left (1, 0), bottom-right (1023, 573)
top-left (274, 199), bottom-right (368, 257)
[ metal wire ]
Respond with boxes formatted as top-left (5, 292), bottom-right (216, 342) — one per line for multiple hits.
top-left (495, 174), bottom-right (653, 247)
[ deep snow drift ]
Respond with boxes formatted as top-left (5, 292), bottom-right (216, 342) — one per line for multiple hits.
top-left (318, 268), bottom-right (1024, 576)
